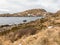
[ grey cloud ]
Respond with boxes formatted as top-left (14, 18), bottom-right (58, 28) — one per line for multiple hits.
top-left (0, 0), bottom-right (60, 13)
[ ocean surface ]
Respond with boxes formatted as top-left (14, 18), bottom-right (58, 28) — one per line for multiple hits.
top-left (0, 17), bottom-right (41, 25)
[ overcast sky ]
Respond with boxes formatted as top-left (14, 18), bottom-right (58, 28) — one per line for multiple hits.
top-left (0, 0), bottom-right (60, 13)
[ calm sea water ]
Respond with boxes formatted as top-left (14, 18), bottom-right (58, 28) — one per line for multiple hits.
top-left (0, 17), bottom-right (41, 25)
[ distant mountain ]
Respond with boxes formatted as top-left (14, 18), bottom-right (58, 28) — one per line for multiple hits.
top-left (0, 9), bottom-right (47, 17)
top-left (0, 9), bottom-right (59, 17)
top-left (13, 9), bottom-right (47, 17)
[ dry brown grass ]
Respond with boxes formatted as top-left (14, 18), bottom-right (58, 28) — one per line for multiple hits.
top-left (0, 12), bottom-right (60, 45)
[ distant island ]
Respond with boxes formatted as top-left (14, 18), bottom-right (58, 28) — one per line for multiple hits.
top-left (0, 8), bottom-right (60, 17)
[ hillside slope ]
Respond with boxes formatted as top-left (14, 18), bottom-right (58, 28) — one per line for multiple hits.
top-left (0, 14), bottom-right (60, 45)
